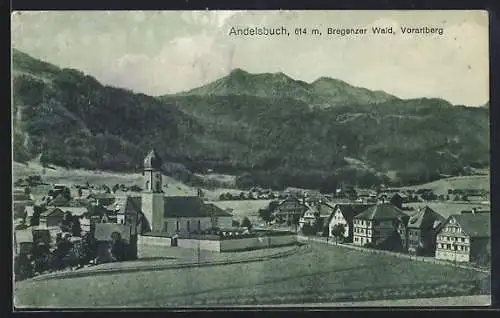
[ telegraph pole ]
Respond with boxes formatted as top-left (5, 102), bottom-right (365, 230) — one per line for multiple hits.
top-left (197, 239), bottom-right (200, 264)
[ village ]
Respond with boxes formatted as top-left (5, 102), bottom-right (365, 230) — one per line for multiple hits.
top-left (13, 149), bottom-right (491, 282)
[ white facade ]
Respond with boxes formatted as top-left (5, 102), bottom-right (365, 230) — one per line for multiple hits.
top-left (353, 219), bottom-right (394, 246)
top-left (142, 192), bottom-right (164, 232)
top-left (328, 208), bottom-right (349, 238)
top-left (163, 216), bottom-right (233, 235)
top-left (435, 217), bottom-right (471, 263)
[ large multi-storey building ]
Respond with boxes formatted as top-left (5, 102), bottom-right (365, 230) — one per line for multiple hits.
top-left (353, 203), bottom-right (409, 251)
top-left (407, 206), bottom-right (446, 256)
top-left (435, 209), bottom-right (490, 263)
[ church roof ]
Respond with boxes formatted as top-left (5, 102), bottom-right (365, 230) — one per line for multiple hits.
top-left (144, 149), bottom-right (162, 169)
top-left (163, 196), bottom-right (232, 218)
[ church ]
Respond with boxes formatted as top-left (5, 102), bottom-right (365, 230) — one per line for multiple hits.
top-left (115, 149), bottom-right (233, 236)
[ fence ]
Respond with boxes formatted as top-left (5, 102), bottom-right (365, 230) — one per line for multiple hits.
top-left (298, 235), bottom-right (490, 273)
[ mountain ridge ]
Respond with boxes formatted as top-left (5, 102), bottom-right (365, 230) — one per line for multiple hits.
top-left (11, 49), bottom-right (490, 191)
top-left (171, 67), bottom-right (400, 108)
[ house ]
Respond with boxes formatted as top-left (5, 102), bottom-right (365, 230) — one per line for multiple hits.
top-left (13, 188), bottom-right (34, 219)
top-left (328, 203), bottom-right (375, 242)
top-left (58, 207), bottom-right (89, 218)
top-left (23, 206), bottom-right (35, 225)
top-left (353, 203), bottom-right (409, 252)
top-left (46, 192), bottom-right (71, 207)
top-left (355, 189), bottom-right (377, 203)
top-left (273, 196), bottom-right (307, 225)
top-left (39, 207), bottom-right (65, 227)
top-left (14, 229), bottom-right (34, 256)
top-left (315, 200), bottom-right (337, 234)
top-left (298, 204), bottom-right (319, 229)
top-left (406, 206), bottom-right (446, 256)
top-left (378, 192), bottom-right (404, 209)
top-left (87, 193), bottom-right (116, 207)
top-left (435, 209), bottom-right (490, 264)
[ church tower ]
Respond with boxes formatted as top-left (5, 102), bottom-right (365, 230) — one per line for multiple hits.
top-left (141, 149), bottom-right (165, 232)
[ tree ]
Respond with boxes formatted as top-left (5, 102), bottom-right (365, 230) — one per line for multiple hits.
top-left (241, 217), bottom-right (252, 230)
top-left (30, 206), bottom-right (44, 227)
top-left (330, 224), bottom-right (346, 243)
top-left (300, 223), bottom-right (315, 236)
top-left (258, 208), bottom-right (274, 225)
top-left (60, 212), bottom-right (73, 232)
top-left (112, 184), bottom-right (120, 193)
top-left (71, 216), bottom-right (82, 237)
top-left (110, 232), bottom-right (125, 261)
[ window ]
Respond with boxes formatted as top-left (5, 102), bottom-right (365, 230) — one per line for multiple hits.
top-left (447, 244), bottom-right (451, 249)
top-left (198, 220), bottom-right (201, 230)
top-left (464, 246), bottom-right (468, 252)
top-left (176, 221), bottom-right (179, 231)
top-left (187, 221), bottom-right (191, 232)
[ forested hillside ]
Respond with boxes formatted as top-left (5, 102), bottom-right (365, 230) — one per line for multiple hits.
top-left (12, 49), bottom-right (490, 191)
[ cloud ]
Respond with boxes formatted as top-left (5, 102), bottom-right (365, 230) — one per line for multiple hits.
top-left (12, 11), bottom-right (489, 105)
top-left (102, 30), bottom-right (234, 95)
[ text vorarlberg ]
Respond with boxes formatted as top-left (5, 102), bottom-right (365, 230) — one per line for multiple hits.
top-left (400, 26), bottom-right (444, 36)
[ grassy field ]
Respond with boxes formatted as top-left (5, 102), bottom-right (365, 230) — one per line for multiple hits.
top-left (400, 175), bottom-right (490, 196)
top-left (210, 200), bottom-right (272, 225)
top-left (12, 161), bottom-right (236, 201)
top-left (14, 243), bottom-right (490, 308)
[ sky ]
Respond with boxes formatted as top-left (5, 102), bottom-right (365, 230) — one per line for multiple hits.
top-left (11, 10), bottom-right (489, 106)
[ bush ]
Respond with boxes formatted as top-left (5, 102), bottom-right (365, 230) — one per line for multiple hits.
top-left (241, 217), bottom-right (252, 230)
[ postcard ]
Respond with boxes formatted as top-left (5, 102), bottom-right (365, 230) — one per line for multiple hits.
top-left (11, 10), bottom-right (490, 308)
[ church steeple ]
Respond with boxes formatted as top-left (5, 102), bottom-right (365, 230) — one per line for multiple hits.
top-left (144, 148), bottom-right (162, 170)
top-left (143, 149), bottom-right (163, 193)
top-left (141, 148), bottom-right (165, 233)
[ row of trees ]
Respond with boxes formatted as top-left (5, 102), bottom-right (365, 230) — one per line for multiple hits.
top-left (14, 232), bottom-right (97, 281)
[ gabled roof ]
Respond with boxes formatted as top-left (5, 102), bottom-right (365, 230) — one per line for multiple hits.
top-left (48, 193), bottom-right (70, 206)
top-left (356, 189), bottom-right (377, 196)
top-left (407, 206), bottom-right (446, 229)
top-left (316, 201), bottom-right (336, 217)
top-left (58, 207), bottom-right (89, 217)
top-left (163, 196), bottom-right (232, 218)
top-left (40, 207), bottom-right (65, 218)
top-left (333, 204), bottom-right (377, 222)
top-left (354, 203), bottom-right (408, 221)
top-left (275, 197), bottom-right (307, 214)
top-left (448, 213), bottom-right (490, 238)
